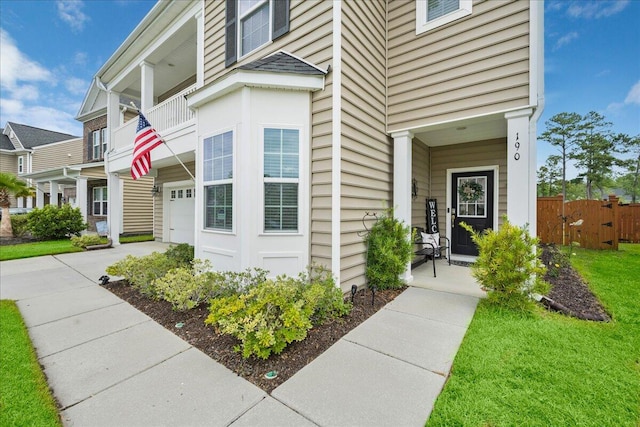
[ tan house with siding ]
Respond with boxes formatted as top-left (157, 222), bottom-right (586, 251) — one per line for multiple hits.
top-left (96, 0), bottom-right (543, 291)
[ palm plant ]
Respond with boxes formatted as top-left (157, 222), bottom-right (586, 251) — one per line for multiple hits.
top-left (0, 172), bottom-right (34, 237)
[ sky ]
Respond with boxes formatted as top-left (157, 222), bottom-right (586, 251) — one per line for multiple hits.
top-left (0, 0), bottom-right (639, 176)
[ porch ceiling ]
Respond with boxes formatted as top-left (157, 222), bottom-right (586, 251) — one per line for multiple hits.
top-left (413, 114), bottom-right (507, 147)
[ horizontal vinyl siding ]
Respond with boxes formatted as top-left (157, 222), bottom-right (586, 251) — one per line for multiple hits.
top-left (412, 141), bottom-right (430, 229)
top-left (154, 162), bottom-right (195, 240)
top-left (340, 0), bottom-right (389, 289)
top-left (203, 0), bottom-right (334, 271)
top-left (81, 167), bottom-right (106, 179)
top-left (387, 0), bottom-right (531, 131)
top-left (0, 153), bottom-right (18, 175)
top-left (122, 175), bottom-right (154, 234)
top-left (430, 138), bottom-right (507, 231)
top-left (31, 139), bottom-right (83, 172)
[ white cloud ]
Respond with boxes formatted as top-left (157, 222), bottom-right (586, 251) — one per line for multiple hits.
top-left (0, 29), bottom-right (53, 94)
top-left (56, 0), bottom-right (89, 33)
top-left (554, 31), bottom-right (579, 51)
top-left (73, 51), bottom-right (88, 67)
top-left (624, 81), bottom-right (640, 105)
top-left (0, 101), bottom-right (81, 135)
top-left (567, 0), bottom-right (629, 19)
top-left (65, 77), bottom-right (88, 96)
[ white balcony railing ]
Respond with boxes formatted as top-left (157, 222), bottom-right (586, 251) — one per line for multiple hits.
top-left (111, 84), bottom-right (197, 152)
top-left (146, 84), bottom-right (197, 134)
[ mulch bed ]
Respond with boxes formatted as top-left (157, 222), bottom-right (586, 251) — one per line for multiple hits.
top-left (539, 244), bottom-right (610, 322)
top-left (104, 280), bottom-right (404, 393)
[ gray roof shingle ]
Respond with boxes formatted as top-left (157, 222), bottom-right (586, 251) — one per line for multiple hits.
top-left (238, 51), bottom-right (326, 75)
top-left (0, 130), bottom-right (13, 150)
top-left (6, 122), bottom-right (79, 149)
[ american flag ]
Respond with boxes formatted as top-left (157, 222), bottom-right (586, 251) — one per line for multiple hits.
top-left (131, 112), bottom-right (164, 180)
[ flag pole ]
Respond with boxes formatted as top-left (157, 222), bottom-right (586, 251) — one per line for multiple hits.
top-left (132, 103), bottom-right (195, 181)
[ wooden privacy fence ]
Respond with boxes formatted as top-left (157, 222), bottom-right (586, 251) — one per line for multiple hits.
top-left (537, 195), bottom-right (640, 250)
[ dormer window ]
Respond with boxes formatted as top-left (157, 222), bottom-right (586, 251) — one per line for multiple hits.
top-left (416, 0), bottom-right (472, 34)
top-left (225, 0), bottom-right (290, 67)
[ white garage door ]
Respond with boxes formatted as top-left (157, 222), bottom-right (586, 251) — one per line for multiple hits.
top-left (168, 186), bottom-right (195, 245)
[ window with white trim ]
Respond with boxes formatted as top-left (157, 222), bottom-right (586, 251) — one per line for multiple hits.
top-left (225, 0), bottom-right (290, 67)
top-left (416, 0), bottom-right (472, 34)
top-left (263, 128), bottom-right (299, 232)
top-left (239, 0), bottom-right (270, 57)
top-left (101, 128), bottom-right (107, 158)
top-left (92, 128), bottom-right (107, 160)
top-left (93, 186), bottom-right (108, 216)
top-left (18, 156), bottom-right (24, 174)
top-left (203, 131), bottom-right (233, 231)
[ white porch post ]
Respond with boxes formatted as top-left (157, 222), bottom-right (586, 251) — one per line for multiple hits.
top-left (36, 182), bottom-right (45, 207)
top-left (107, 173), bottom-right (122, 246)
top-left (195, 10), bottom-right (204, 88)
top-left (140, 61), bottom-right (155, 113)
top-left (49, 180), bottom-right (59, 206)
top-left (392, 130), bottom-right (414, 283)
top-left (505, 109), bottom-right (535, 230)
top-left (76, 176), bottom-right (88, 224)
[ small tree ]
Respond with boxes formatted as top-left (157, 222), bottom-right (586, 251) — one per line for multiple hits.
top-left (461, 217), bottom-right (547, 309)
top-left (365, 208), bottom-right (414, 289)
top-left (0, 172), bottom-right (34, 237)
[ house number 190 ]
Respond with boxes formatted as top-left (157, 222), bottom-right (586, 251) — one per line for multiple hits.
top-left (514, 132), bottom-right (520, 161)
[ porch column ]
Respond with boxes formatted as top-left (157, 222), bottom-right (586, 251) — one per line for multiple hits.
top-left (49, 180), bottom-right (59, 206)
top-left (36, 182), bottom-right (45, 207)
top-left (392, 130), bottom-right (414, 283)
top-left (195, 10), bottom-right (204, 87)
top-left (76, 176), bottom-right (88, 224)
top-left (107, 172), bottom-right (122, 246)
top-left (505, 109), bottom-right (535, 230)
top-left (140, 61), bottom-right (155, 113)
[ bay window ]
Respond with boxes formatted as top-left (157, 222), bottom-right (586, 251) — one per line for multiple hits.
top-left (263, 128), bottom-right (299, 232)
top-left (204, 131), bottom-right (234, 231)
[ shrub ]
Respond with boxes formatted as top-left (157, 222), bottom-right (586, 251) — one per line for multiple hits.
top-left (27, 204), bottom-right (86, 240)
top-left (461, 217), bottom-right (548, 309)
top-left (10, 214), bottom-right (30, 237)
top-left (70, 234), bottom-right (104, 248)
top-left (206, 265), bottom-right (351, 359)
top-left (105, 252), bottom-right (175, 297)
top-left (165, 243), bottom-right (194, 267)
top-left (154, 260), bottom-right (217, 311)
top-left (365, 208), bottom-right (414, 289)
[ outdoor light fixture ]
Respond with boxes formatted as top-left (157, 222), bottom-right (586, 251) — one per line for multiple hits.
top-left (351, 284), bottom-right (357, 303)
top-left (98, 275), bottom-right (110, 286)
top-left (150, 185), bottom-right (160, 197)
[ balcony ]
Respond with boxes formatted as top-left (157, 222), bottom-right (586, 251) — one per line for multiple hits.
top-left (112, 84), bottom-right (196, 153)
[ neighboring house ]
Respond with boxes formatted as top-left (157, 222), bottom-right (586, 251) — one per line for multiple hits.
top-left (95, 0), bottom-right (544, 291)
top-left (0, 123), bottom-right (79, 208)
top-left (75, 84), bottom-right (155, 235)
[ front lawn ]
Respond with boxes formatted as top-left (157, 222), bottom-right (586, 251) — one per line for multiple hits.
top-left (0, 234), bottom-right (155, 261)
top-left (0, 300), bottom-right (62, 426)
top-left (427, 244), bottom-right (640, 426)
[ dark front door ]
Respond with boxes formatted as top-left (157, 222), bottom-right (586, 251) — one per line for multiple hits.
top-left (451, 170), bottom-right (494, 256)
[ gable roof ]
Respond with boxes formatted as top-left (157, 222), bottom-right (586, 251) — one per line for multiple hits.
top-left (0, 129), bottom-right (13, 150)
top-left (238, 51), bottom-right (327, 75)
top-left (5, 122), bottom-right (79, 149)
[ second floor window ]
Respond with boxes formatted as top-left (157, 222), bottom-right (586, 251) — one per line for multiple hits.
top-left (416, 0), bottom-right (472, 34)
top-left (225, 0), bottom-right (290, 66)
top-left (92, 128), bottom-right (107, 160)
top-left (18, 156), bottom-right (24, 174)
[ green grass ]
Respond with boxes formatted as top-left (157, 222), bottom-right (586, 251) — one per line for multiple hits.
top-left (0, 234), bottom-right (155, 261)
top-left (0, 239), bottom-right (82, 261)
top-left (427, 244), bottom-right (640, 427)
top-left (0, 300), bottom-right (62, 426)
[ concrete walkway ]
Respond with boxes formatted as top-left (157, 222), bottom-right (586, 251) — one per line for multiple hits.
top-left (0, 242), bottom-right (483, 427)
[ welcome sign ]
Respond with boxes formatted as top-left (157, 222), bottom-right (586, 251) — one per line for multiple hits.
top-left (427, 199), bottom-right (439, 234)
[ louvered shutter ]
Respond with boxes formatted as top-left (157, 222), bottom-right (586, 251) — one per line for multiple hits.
top-left (225, 0), bottom-right (237, 67)
top-left (272, 0), bottom-right (290, 40)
